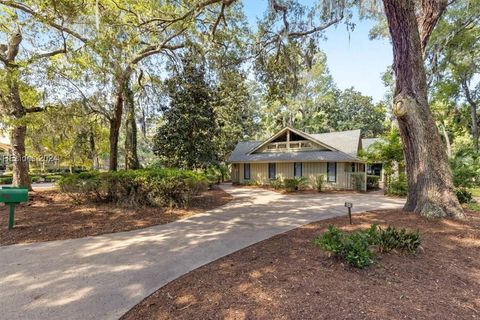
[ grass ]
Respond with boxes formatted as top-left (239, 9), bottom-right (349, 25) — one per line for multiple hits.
top-left (468, 188), bottom-right (480, 197)
top-left (465, 202), bottom-right (480, 212)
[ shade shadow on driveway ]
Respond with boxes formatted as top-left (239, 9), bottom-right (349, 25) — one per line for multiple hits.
top-left (0, 184), bottom-right (404, 320)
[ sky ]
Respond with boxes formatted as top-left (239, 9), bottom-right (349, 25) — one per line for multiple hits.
top-left (242, 0), bottom-right (393, 102)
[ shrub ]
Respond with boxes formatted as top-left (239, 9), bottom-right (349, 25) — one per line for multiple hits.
top-left (377, 226), bottom-right (421, 253)
top-left (455, 188), bottom-right (473, 204)
top-left (313, 174), bottom-right (325, 192)
top-left (0, 176), bottom-right (13, 184)
top-left (386, 174), bottom-right (408, 196)
top-left (367, 175), bottom-right (380, 190)
top-left (58, 169), bottom-right (208, 208)
top-left (351, 172), bottom-right (365, 191)
top-left (283, 177), bottom-right (308, 192)
top-left (314, 225), bottom-right (375, 268)
top-left (269, 178), bottom-right (283, 190)
top-left (314, 224), bottom-right (421, 268)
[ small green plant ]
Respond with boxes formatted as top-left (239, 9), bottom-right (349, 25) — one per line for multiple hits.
top-left (367, 175), bottom-right (380, 190)
top-left (269, 178), bottom-right (283, 190)
top-left (314, 225), bottom-right (375, 268)
top-left (377, 226), bottom-right (421, 253)
top-left (455, 188), bottom-right (473, 204)
top-left (313, 174), bottom-right (325, 192)
top-left (314, 224), bottom-right (421, 268)
top-left (283, 177), bottom-right (308, 192)
top-left (351, 172), bottom-right (365, 191)
top-left (386, 174), bottom-right (408, 197)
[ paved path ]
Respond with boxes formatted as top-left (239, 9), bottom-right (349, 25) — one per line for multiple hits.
top-left (0, 185), bottom-right (404, 320)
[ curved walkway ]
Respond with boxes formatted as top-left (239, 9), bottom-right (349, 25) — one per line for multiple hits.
top-left (0, 185), bottom-right (404, 320)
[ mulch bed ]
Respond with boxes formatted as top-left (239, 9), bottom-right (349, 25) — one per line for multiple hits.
top-left (122, 209), bottom-right (480, 320)
top-left (0, 187), bottom-right (232, 246)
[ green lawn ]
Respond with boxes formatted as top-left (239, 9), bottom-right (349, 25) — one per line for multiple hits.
top-left (466, 202), bottom-right (480, 212)
top-left (468, 188), bottom-right (480, 197)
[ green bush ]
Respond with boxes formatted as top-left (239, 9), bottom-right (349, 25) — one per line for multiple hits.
top-left (386, 174), bottom-right (408, 196)
top-left (58, 169), bottom-right (208, 208)
top-left (377, 226), bottom-right (421, 253)
top-left (0, 176), bottom-right (13, 184)
top-left (314, 224), bottom-right (420, 268)
top-left (269, 178), bottom-right (283, 189)
top-left (367, 175), bottom-right (380, 190)
top-left (283, 177), bottom-right (308, 192)
top-left (455, 188), bottom-right (473, 204)
top-left (313, 175), bottom-right (325, 192)
top-left (351, 172), bottom-right (365, 191)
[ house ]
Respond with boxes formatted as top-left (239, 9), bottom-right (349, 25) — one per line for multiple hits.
top-left (228, 127), bottom-right (384, 191)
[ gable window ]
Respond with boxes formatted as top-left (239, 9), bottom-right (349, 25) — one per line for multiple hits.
top-left (268, 163), bottom-right (276, 179)
top-left (327, 162), bottom-right (336, 182)
top-left (244, 163), bottom-right (251, 180)
top-left (294, 162), bottom-right (302, 177)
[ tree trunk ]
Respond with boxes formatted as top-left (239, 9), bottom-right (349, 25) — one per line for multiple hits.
top-left (462, 81), bottom-right (479, 153)
top-left (124, 80), bottom-right (140, 170)
top-left (89, 131), bottom-right (99, 170)
top-left (11, 124), bottom-right (31, 189)
top-left (383, 0), bottom-right (464, 219)
top-left (440, 123), bottom-right (452, 158)
top-left (108, 82), bottom-right (124, 171)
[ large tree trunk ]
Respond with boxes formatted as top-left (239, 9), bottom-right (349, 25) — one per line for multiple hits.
top-left (11, 124), bottom-right (31, 189)
top-left (124, 80), bottom-right (140, 170)
top-left (2, 32), bottom-right (32, 189)
top-left (383, 0), bottom-right (464, 219)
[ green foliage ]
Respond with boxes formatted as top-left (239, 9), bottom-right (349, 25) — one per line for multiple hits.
top-left (367, 175), bottom-right (380, 190)
top-left (386, 174), bottom-right (408, 197)
top-left (350, 172), bottom-right (365, 191)
top-left (314, 224), bottom-right (421, 268)
top-left (449, 150), bottom-right (480, 188)
top-left (283, 177), bottom-right (308, 192)
top-left (153, 54), bottom-right (219, 170)
top-left (313, 174), bottom-right (325, 192)
top-left (269, 178), bottom-right (284, 190)
top-left (58, 169), bottom-right (208, 208)
top-left (465, 202), bottom-right (480, 212)
top-left (377, 226), bottom-right (421, 254)
top-left (314, 225), bottom-right (375, 268)
top-left (455, 188), bottom-right (473, 204)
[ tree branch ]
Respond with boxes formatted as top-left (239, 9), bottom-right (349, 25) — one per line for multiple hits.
top-left (0, 0), bottom-right (88, 43)
top-left (418, 0), bottom-right (449, 53)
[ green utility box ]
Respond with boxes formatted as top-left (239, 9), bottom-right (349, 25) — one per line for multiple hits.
top-left (0, 187), bottom-right (29, 230)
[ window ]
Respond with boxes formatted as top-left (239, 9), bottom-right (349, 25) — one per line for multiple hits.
top-left (244, 163), bottom-right (251, 180)
top-left (351, 163), bottom-right (356, 172)
top-left (327, 162), bottom-right (336, 182)
top-left (294, 162), bottom-right (302, 177)
top-left (268, 163), bottom-right (276, 179)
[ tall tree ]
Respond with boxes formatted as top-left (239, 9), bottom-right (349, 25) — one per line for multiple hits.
top-left (0, 0), bottom-right (87, 188)
top-left (153, 55), bottom-right (218, 169)
top-left (382, 0), bottom-right (464, 218)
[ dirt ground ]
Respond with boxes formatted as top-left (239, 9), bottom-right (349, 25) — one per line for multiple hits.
top-left (122, 209), bottom-right (480, 320)
top-left (0, 187), bottom-right (232, 246)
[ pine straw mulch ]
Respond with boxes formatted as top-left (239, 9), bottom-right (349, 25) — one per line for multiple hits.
top-left (0, 187), bottom-right (232, 246)
top-left (122, 209), bottom-right (480, 320)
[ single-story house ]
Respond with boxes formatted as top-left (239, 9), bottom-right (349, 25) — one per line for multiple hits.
top-left (228, 127), bottom-right (384, 190)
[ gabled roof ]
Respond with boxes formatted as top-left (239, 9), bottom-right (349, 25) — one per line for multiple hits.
top-left (309, 129), bottom-right (362, 157)
top-left (361, 138), bottom-right (381, 151)
top-left (228, 127), bottom-right (365, 163)
top-left (247, 126), bottom-right (337, 155)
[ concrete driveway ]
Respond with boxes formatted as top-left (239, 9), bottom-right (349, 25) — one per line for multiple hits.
top-left (0, 184), bottom-right (404, 320)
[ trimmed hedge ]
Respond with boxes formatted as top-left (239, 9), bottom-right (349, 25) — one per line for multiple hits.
top-left (58, 169), bottom-right (208, 208)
